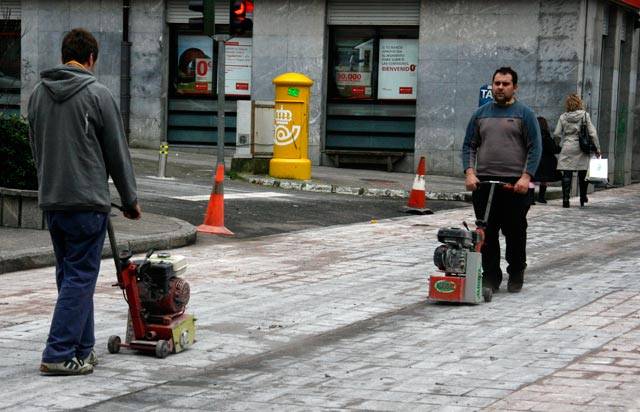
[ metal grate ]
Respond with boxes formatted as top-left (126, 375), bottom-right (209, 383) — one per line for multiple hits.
top-left (0, 0), bottom-right (20, 20)
top-left (167, 0), bottom-right (230, 24)
top-left (327, 0), bottom-right (420, 26)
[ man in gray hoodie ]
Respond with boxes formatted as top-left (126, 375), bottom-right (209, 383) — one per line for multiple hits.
top-left (28, 28), bottom-right (141, 375)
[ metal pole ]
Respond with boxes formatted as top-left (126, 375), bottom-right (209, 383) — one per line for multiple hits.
top-left (107, 219), bottom-right (122, 277)
top-left (214, 35), bottom-right (229, 165)
top-left (157, 141), bottom-right (168, 178)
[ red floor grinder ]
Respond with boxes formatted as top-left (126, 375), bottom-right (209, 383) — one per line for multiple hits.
top-left (428, 181), bottom-right (513, 304)
top-left (106, 214), bottom-right (196, 358)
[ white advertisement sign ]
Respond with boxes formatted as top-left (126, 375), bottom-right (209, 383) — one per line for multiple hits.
top-left (335, 71), bottom-right (372, 98)
top-left (194, 58), bottom-right (213, 92)
top-left (377, 39), bottom-right (418, 100)
top-left (225, 37), bottom-right (252, 96)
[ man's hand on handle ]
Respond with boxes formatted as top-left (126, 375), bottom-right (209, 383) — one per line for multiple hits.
top-left (513, 173), bottom-right (531, 195)
top-left (123, 202), bottom-right (142, 220)
top-left (465, 169), bottom-right (480, 191)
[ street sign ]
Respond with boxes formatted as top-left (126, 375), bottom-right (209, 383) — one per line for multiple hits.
top-left (479, 84), bottom-right (493, 107)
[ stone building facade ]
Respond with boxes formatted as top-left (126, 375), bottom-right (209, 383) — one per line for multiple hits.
top-left (4, 0), bottom-right (640, 185)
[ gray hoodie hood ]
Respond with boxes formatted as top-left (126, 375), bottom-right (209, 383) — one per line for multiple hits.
top-left (40, 64), bottom-right (96, 102)
top-left (564, 109), bottom-right (587, 123)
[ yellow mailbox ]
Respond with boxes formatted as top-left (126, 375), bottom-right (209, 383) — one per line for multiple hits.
top-left (269, 72), bottom-right (314, 180)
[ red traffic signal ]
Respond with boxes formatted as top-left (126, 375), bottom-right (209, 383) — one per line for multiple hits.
top-left (230, 0), bottom-right (253, 36)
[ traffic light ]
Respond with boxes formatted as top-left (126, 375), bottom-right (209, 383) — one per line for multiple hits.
top-left (230, 0), bottom-right (253, 36)
top-left (188, 0), bottom-right (215, 37)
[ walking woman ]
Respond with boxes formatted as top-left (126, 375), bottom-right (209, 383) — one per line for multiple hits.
top-left (553, 94), bottom-right (601, 208)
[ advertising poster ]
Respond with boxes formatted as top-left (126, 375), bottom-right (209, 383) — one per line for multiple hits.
top-left (225, 37), bottom-right (252, 96)
top-left (334, 38), bottom-right (374, 99)
top-left (175, 35), bottom-right (214, 95)
top-left (377, 39), bottom-right (418, 100)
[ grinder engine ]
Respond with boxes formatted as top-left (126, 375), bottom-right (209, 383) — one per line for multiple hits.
top-left (137, 253), bottom-right (190, 315)
top-left (432, 227), bottom-right (480, 275)
top-left (107, 245), bottom-right (196, 358)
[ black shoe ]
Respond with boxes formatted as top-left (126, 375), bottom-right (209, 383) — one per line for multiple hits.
top-left (483, 281), bottom-right (499, 293)
top-left (563, 200), bottom-right (570, 208)
top-left (507, 268), bottom-right (525, 293)
top-left (537, 186), bottom-right (547, 203)
top-left (580, 196), bottom-right (588, 207)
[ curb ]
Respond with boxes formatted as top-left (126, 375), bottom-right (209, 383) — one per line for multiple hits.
top-left (0, 216), bottom-right (197, 275)
top-left (241, 175), bottom-right (474, 202)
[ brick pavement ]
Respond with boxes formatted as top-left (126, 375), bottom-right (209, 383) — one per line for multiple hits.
top-left (0, 185), bottom-right (639, 411)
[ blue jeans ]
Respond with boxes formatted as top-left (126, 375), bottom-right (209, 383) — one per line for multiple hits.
top-left (42, 211), bottom-right (108, 363)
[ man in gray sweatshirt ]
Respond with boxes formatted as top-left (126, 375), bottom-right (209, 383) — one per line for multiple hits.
top-left (28, 28), bottom-right (141, 375)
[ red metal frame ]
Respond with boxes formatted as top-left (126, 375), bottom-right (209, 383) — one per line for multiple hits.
top-left (115, 261), bottom-right (187, 352)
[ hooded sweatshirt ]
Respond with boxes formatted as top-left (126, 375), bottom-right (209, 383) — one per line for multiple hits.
top-left (27, 64), bottom-right (137, 213)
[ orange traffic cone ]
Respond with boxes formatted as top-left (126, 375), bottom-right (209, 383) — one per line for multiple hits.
top-left (197, 163), bottom-right (234, 236)
top-left (403, 156), bottom-right (433, 215)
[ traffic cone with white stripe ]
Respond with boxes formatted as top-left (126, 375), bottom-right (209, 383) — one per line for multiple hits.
top-left (403, 156), bottom-right (433, 215)
top-left (197, 163), bottom-right (234, 236)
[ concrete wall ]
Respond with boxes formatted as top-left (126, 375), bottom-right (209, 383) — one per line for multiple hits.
top-left (414, 0), bottom-right (611, 176)
top-left (20, 0), bottom-right (122, 113)
top-left (251, 0), bottom-right (327, 165)
top-left (633, 39), bottom-right (640, 182)
top-left (128, 0), bottom-right (168, 148)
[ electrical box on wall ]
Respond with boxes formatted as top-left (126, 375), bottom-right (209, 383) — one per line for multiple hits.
top-left (253, 101), bottom-right (275, 158)
top-left (234, 100), bottom-right (252, 158)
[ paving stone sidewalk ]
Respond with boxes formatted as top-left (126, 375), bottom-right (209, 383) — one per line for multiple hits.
top-left (0, 185), bottom-right (638, 411)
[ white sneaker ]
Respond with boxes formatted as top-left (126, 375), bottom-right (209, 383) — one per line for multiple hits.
top-left (40, 357), bottom-right (93, 376)
top-left (82, 350), bottom-right (98, 366)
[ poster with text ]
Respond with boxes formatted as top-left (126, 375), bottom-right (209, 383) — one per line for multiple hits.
top-left (225, 37), bottom-right (252, 96)
top-left (334, 38), bottom-right (374, 99)
top-left (377, 39), bottom-right (418, 100)
top-left (176, 35), bottom-right (214, 95)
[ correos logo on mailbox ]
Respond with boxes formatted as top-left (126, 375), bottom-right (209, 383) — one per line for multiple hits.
top-left (273, 105), bottom-right (301, 146)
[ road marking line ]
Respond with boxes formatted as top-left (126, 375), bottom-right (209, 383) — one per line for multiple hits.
top-left (172, 192), bottom-right (292, 201)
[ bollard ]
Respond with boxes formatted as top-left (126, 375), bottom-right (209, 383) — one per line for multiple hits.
top-left (157, 142), bottom-right (169, 178)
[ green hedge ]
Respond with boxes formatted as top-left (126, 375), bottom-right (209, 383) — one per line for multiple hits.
top-left (0, 114), bottom-right (38, 190)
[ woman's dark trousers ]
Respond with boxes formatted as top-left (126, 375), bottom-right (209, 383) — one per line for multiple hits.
top-left (562, 171), bottom-right (588, 207)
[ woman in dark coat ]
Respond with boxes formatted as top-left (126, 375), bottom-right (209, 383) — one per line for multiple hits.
top-left (532, 116), bottom-right (561, 203)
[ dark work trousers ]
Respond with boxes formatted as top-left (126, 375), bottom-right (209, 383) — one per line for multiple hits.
top-left (472, 180), bottom-right (531, 288)
top-left (42, 211), bottom-right (108, 363)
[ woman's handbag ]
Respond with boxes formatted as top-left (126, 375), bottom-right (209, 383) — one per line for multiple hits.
top-left (586, 157), bottom-right (608, 185)
top-left (578, 114), bottom-right (597, 154)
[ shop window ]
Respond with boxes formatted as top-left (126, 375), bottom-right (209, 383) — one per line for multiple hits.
top-left (170, 26), bottom-right (252, 99)
top-left (0, 19), bottom-right (20, 114)
top-left (328, 27), bottom-right (418, 102)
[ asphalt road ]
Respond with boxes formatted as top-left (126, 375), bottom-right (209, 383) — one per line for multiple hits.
top-left (116, 166), bottom-right (467, 240)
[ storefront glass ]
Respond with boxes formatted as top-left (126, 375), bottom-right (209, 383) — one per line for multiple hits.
top-left (329, 27), bottom-right (418, 102)
top-left (0, 19), bottom-right (20, 115)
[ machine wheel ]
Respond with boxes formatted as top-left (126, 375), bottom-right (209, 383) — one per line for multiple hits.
top-left (155, 340), bottom-right (170, 359)
top-left (107, 335), bottom-right (121, 354)
top-left (482, 287), bottom-right (493, 303)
